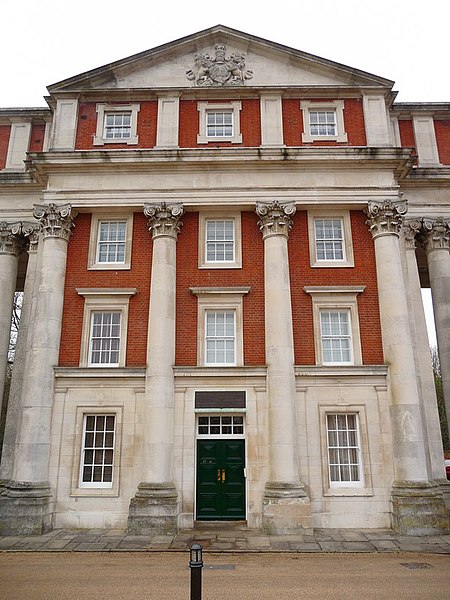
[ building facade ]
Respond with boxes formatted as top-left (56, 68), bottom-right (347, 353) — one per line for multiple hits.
top-left (0, 25), bottom-right (449, 536)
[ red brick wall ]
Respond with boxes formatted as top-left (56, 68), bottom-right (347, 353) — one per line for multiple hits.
top-left (0, 125), bottom-right (11, 169)
top-left (29, 124), bottom-right (46, 152)
top-left (435, 120), bottom-right (450, 165)
top-left (398, 119), bottom-right (416, 152)
top-left (178, 99), bottom-right (261, 147)
top-left (75, 102), bottom-right (158, 149)
top-left (282, 98), bottom-right (367, 146)
top-left (59, 212), bottom-right (151, 367)
top-left (289, 210), bottom-right (383, 365)
top-left (175, 211), bottom-right (265, 366)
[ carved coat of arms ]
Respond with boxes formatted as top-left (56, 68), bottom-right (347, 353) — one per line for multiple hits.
top-left (186, 44), bottom-right (253, 87)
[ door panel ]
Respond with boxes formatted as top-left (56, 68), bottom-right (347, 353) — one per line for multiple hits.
top-left (196, 439), bottom-right (245, 520)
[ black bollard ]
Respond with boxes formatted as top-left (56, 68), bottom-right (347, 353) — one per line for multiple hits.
top-left (189, 543), bottom-right (203, 600)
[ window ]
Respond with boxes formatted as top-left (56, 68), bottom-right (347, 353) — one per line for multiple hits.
top-left (315, 218), bottom-right (344, 261)
top-left (89, 311), bottom-right (121, 366)
top-left (80, 414), bottom-right (115, 488)
top-left (309, 110), bottom-right (336, 137)
top-left (205, 310), bottom-right (236, 365)
top-left (326, 413), bottom-right (361, 486)
top-left (88, 214), bottom-right (133, 270)
top-left (104, 112), bottom-right (131, 140)
top-left (300, 100), bottom-right (348, 143)
top-left (197, 415), bottom-right (244, 436)
top-left (97, 221), bottom-right (126, 264)
top-left (308, 211), bottom-right (354, 267)
top-left (206, 219), bottom-right (234, 262)
top-left (304, 286), bottom-right (364, 366)
top-left (190, 287), bottom-right (249, 367)
top-left (77, 288), bottom-right (136, 368)
top-left (207, 111), bottom-right (233, 138)
top-left (198, 212), bottom-right (242, 269)
top-left (93, 103), bottom-right (140, 145)
top-left (197, 102), bottom-right (242, 144)
top-left (320, 310), bottom-right (352, 365)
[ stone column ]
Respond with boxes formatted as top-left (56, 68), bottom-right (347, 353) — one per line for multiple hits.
top-left (366, 200), bottom-right (448, 534)
top-left (0, 225), bottom-right (39, 484)
top-left (0, 223), bottom-right (23, 426)
top-left (256, 201), bottom-right (311, 534)
top-left (128, 202), bottom-right (183, 535)
top-left (0, 204), bottom-right (74, 536)
top-left (421, 218), bottom-right (450, 444)
top-left (404, 221), bottom-right (449, 487)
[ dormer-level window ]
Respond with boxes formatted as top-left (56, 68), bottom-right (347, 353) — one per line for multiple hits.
top-left (309, 110), bottom-right (337, 137)
top-left (197, 102), bottom-right (242, 144)
top-left (104, 112), bottom-right (131, 140)
top-left (93, 103), bottom-right (140, 145)
top-left (301, 100), bottom-right (348, 143)
top-left (207, 111), bottom-right (233, 138)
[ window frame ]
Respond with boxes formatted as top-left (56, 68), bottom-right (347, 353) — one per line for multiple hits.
top-left (71, 406), bottom-right (123, 497)
top-left (79, 413), bottom-right (116, 489)
top-left (88, 214), bottom-right (133, 270)
top-left (190, 287), bottom-right (249, 367)
top-left (197, 102), bottom-right (242, 144)
top-left (198, 212), bottom-right (242, 269)
top-left (308, 211), bottom-right (354, 268)
top-left (300, 100), bottom-right (348, 143)
top-left (77, 288), bottom-right (137, 368)
top-left (319, 309), bottom-right (353, 366)
top-left (326, 412), bottom-right (362, 488)
top-left (304, 286), bottom-right (364, 366)
top-left (205, 309), bottom-right (236, 366)
top-left (88, 311), bottom-right (122, 367)
top-left (318, 405), bottom-right (372, 496)
top-left (93, 103), bottom-right (140, 146)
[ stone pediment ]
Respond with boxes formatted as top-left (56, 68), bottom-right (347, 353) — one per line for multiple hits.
top-left (47, 25), bottom-right (394, 94)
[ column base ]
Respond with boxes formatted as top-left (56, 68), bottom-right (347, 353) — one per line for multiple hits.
top-left (128, 482), bottom-right (179, 535)
top-left (391, 480), bottom-right (449, 535)
top-left (262, 481), bottom-right (312, 534)
top-left (0, 481), bottom-right (53, 536)
top-left (437, 479), bottom-right (450, 514)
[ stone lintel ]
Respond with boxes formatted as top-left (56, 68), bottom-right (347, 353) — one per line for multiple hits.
top-left (391, 480), bottom-right (449, 535)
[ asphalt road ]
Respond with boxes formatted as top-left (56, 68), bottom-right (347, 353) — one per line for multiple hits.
top-left (1, 551), bottom-right (449, 599)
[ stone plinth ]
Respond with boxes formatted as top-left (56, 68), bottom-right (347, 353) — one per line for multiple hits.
top-left (128, 482), bottom-right (178, 535)
top-left (391, 481), bottom-right (449, 535)
top-left (262, 481), bottom-right (312, 534)
top-left (0, 481), bottom-right (52, 536)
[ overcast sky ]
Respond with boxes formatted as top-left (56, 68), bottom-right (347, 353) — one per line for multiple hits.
top-left (1, 0), bottom-right (449, 107)
top-left (1, 0), bottom-right (442, 344)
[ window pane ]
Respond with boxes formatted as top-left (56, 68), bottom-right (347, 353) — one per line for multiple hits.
top-left (81, 414), bottom-right (116, 487)
top-left (205, 311), bottom-right (235, 364)
top-left (327, 413), bottom-right (361, 484)
top-left (97, 221), bottom-right (127, 264)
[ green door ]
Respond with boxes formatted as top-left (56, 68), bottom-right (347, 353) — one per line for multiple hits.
top-left (196, 439), bottom-right (246, 520)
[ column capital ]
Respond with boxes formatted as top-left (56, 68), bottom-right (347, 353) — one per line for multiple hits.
top-left (0, 222), bottom-right (23, 256)
top-left (421, 217), bottom-right (450, 253)
top-left (144, 202), bottom-right (184, 240)
top-left (22, 222), bottom-right (40, 254)
top-left (256, 201), bottom-right (296, 240)
top-left (33, 203), bottom-right (75, 241)
top-left (403, 218), bottom-right (422, 250)
top-left (365, 199), bottom-right (408, 239)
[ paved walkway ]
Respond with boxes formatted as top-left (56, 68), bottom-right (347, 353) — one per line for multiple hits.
top-left (1, 524), bottom-right (450, 553)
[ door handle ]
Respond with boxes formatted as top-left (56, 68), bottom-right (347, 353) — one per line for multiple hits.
top-left (222, 469), bottom-right (226, 483)
top-left (217, 469), bottom-right (221, 482)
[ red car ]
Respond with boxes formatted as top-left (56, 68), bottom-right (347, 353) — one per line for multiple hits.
top-left (445, 459), bottom-right (450, 481)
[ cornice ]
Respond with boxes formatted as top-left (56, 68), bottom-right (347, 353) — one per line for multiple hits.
top-left (26, 146), bottom-right (414, 181)
top-left (399, 167), bottom-right (450, 190)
